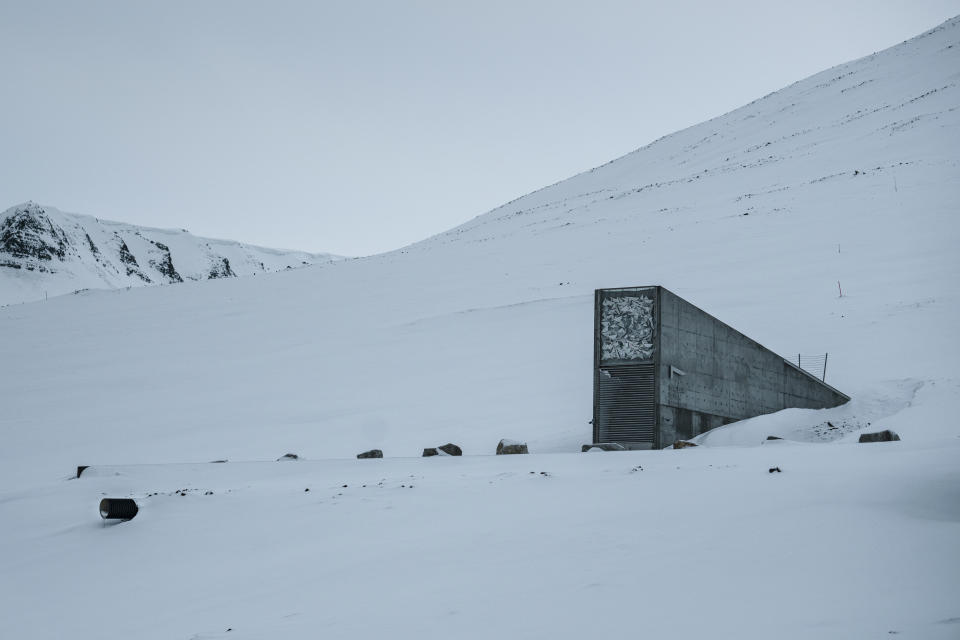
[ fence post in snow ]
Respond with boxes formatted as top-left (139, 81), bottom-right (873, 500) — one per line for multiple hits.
top-left (823, 353), bottom-right (828, 382)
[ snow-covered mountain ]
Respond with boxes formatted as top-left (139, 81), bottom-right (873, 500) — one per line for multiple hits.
top-left (0, 201), bottom-right (340, 305)
top-left (1, 17), bottom-right (958, 640)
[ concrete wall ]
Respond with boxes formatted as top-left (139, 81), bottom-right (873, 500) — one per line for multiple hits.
top-left (656, 287), bottom-right (848, 445)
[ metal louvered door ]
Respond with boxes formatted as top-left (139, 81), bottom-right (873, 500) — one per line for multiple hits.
top-left (597, 364), bottom-right (656, 447)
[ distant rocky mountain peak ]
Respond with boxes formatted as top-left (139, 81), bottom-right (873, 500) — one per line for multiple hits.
top-left (0, 202), bottom-right (71, 265)
top-left (0, 202), bottom-right (341, 305)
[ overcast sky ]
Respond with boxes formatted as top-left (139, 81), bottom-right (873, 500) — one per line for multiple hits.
top-left (2, 1), bottom-right (957, 256)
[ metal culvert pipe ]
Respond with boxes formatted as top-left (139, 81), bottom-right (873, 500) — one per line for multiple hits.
top-left (99, 498), bottom-right (138, 520)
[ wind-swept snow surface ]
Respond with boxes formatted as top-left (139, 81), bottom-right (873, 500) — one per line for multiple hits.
top-left (4, 445), bottom-right (959, 639)
top-left (0, 17), bottom-right (958, 640)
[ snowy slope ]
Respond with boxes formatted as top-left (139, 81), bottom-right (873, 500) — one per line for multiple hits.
top-left (0, 202), bottom-right (340, 305)
top-left (0, 17), bottom-right (959, 640)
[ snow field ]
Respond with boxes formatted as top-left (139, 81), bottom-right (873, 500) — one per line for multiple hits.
top-left (1, 443), bottom-right (957, 639)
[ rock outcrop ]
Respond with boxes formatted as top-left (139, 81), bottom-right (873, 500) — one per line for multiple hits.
top-left (858, 430), bottom-right (901, 443)
top-left (496, 439), bottom-right (529, 455)
top-left (581, 443), bottom-right (626, 452)
top-left (423, 444), bottom-right (463, 457)
top-left (438, 443), bottom-right (462, 456)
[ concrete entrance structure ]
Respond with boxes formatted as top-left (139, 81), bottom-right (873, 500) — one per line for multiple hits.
top-left (593, 286), bottom-right (849, 449)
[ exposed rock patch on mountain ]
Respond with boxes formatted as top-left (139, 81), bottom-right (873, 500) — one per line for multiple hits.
top-left (0, 205), bottom-right (69, 266)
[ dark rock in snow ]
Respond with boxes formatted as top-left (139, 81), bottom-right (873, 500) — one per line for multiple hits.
top-left (769, 467), bottom-right (782, 473)
top-left (672, 440), bottom-right (698, 449)
top-left (84, 233), bottom-right (100, 257)
top-left (357, 449), bottom-right (383, 459)
top-left (424, 444), bottom-right (463, 456)
top-left (148, 240), bottom-right (183, 283)
top-left (438, 443), bottom-right (462, 456)
top-left (859, 429), bottom-right (901, 443)
top-left (117, 238), bottom-right (136, 266)
top-left (99, 498), bottom-right (139, 520)
top-left (116, 236), bottom-right (152, 282)
top-left (766, 436), bottom-right (784, 441)
top-left (496, 439), bottom-right (529, 455)
top-left (208, 256), bottom-right (236, 279)
top-left (0, 204), bottom-right (70, 261)
top-left (76, 465), bottom-right (89, 478)
top-left (277, 453), bottom-right (299, 461)
top-left (582, 443), bottom-right (627, 452)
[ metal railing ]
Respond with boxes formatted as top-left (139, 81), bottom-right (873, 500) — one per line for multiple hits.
top-left (797, 353), bottom-right (829, 382)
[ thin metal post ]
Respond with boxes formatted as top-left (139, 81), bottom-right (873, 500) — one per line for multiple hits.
top-left (822, 353), bottom-right (828, 382)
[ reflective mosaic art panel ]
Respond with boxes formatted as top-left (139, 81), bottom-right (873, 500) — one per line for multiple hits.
top-left (600, 293), bottom-right (655, 361)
